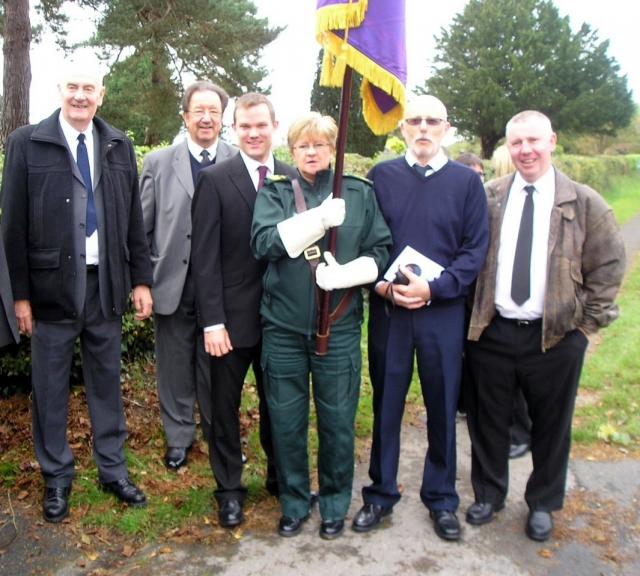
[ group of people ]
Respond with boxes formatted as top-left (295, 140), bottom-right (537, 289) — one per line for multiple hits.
top-left (0, 57), bottom-right (625, 545)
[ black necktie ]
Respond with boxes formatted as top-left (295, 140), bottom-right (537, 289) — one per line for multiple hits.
top-left (257, 165), bottom-right (268, 190)
top-left (414, 163), bottom-right (430, 177)
top-left (200, 149), bottom-right (212, 165)
top-left (77, 133), bottom-right (96, 236)
top-left (511, 185), bottom-right (535, 305)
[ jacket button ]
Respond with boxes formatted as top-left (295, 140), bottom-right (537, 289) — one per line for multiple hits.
top-left (183, 259), bottom-right (188, 264)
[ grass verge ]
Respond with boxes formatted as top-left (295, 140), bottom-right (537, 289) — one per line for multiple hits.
top-left (572, 257), bottom-right (640, 451)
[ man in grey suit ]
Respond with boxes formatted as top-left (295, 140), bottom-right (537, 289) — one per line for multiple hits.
top-left (140, 81), bottom-right (237, 470)
top-left (0, 228), bottom-right (19, 348)
top-left (1, 59), bottom-right (153, 522)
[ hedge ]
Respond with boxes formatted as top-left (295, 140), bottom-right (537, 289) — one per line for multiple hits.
top-left (1, 147), bottom-right (638, 393)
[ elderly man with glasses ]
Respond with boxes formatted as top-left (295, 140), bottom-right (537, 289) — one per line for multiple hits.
top-left (140, 81), bottom-right (237, 472)
top-left (352, 95), bottom-right (489, 541)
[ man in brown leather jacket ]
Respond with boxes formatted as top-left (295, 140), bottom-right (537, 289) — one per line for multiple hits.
top-left (465, 110), bottom-right (625, 542)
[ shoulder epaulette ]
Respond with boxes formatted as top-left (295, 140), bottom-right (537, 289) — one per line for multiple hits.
top-left (268, 174), bottom-right (291, 183)
top-left (344, 173), bottom-right (372, 185)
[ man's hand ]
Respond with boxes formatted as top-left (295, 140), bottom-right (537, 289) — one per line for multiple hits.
top-left (131, 285), bottom-right (153, 320)
top-left (204, 328), bottom-right (233, 357)
top-left (15, 300), bottom-right (33, 336)
top-left (375, 265), bottom-right (430, 310)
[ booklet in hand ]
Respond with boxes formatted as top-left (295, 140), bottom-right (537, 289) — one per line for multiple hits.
top-left (383, 245), bottom-right (444, 285)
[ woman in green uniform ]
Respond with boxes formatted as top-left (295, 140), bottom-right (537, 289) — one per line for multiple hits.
top-left (251, 112), bottom-right (391, 540)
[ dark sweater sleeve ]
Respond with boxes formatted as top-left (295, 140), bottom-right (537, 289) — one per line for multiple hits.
top-left (429, 174), bottom-right (489, 301)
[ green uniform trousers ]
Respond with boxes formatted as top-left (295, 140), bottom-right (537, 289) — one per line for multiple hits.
top-left (261, 322), bottom-right (361, 521)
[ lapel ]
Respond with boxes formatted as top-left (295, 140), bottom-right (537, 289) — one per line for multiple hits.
top-left (228, 154), bottom-right (258, 210)
top-left (92, 126), bottom-right (102, 190)
top-left (174, 140), bottom-right (195, 198)
top-left (548, 168), bottom-right (577, 257)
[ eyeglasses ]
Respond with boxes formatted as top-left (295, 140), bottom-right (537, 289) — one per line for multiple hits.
top-left (293, 143), bottom-right (331, 152)
top-left (404, 117), bottom-right (445, 127)
top-left (188, 108), bottom-right (222, 119)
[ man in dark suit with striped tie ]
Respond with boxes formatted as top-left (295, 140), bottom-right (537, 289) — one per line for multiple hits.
top-left (191, 93), bottom-right (296, 528)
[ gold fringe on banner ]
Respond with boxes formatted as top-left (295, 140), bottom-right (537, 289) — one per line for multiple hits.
top-left (318, 30), bottom-right (405, 135)
top-left (315, 0), bottom-right (368, 36)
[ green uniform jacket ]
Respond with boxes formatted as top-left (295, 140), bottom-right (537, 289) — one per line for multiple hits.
top-left (251, 169), bottom-right (392, 338)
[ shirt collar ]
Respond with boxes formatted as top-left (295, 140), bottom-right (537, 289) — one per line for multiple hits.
top-left (240, 150), bottom-right (275, 174)
top-left (186, 135), bottom-right (219, 162)
top-left (512, 165), bottom-right (555, 195)
top-left (404, 148), bottom-right (448, 173)
top-left (59, 115), bottom-right (94, 148)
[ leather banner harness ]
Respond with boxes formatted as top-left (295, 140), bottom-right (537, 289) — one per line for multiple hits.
top-left (291, 178), bottom-right (353, 354)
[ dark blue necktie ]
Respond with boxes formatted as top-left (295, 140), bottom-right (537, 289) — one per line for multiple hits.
top-left (77, 133), bottom-right (97, 236)
top-left (511, 185), bottom-right (535, 305)
top-left (414, 163), bottom-right (431, 177)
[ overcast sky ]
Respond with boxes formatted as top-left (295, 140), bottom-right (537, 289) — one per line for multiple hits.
top-left (22, 0), bottom-right (640, 144)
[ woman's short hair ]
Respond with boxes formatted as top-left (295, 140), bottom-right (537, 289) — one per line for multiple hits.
top-left (287, 112), bottom-right (338, 151)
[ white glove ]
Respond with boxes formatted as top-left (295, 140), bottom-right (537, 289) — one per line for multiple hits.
top-left (318, 195), bottom-right (346, 228)
top-left (315, 252), bottom-right (378, 291)
top-left (277, 196), bottom-right (346, 258)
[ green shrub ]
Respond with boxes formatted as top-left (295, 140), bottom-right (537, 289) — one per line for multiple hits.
top-left (0, 306), bottom-right (154, 396)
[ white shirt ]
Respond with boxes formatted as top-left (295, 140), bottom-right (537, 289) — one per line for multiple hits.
top-left (204, 152), bottom-right (275, 334)
top-left (59, 116), bottom-right (99, 265)
top-left (495, 167), bottom-right (556, 320)
top-left (405, 149), bottom-right (448, 176)
top-left (186, 136), bottom-right (219, 163)
top-left (240, 150), bottom-right (275, 190)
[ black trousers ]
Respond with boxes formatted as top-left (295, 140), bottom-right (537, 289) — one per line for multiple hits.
top-left (466, 315), bottom-right (588, 511)
top-left (208, 342), bottom-right (276, 504)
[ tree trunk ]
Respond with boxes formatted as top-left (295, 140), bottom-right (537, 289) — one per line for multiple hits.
top-left (480, 133), bottom-right (501, 160)
top-left (1, 0), bottom-right (32, 150)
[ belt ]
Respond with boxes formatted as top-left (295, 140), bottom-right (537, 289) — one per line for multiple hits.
top-left (497, 314), bottom-right (541, 327)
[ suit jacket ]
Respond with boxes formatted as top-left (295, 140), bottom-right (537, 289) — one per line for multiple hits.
top-left (190, 153), bottom-right (296, 347)
top-left (140, 138), bottom-right (237, 315)
top-left (0, 228), bottom-right (19, 347)
top-left (1, 109), bottom-right (152, 321)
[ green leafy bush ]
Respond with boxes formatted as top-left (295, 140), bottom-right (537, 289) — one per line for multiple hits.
top-left (0, 306), bottom-right (154, 396)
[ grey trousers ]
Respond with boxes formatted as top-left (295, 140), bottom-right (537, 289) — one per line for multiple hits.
top-left (154, 272), bottom-right (211, 447)
top-left (31, 269), bottom-right (127, 487)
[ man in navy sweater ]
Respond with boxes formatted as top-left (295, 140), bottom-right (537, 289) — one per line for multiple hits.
top-left (352, 95), bottom-right (489, 541)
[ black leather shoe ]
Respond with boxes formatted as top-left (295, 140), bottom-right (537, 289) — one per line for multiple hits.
top-left (43, 486), bottom-right (71, 523)
top-left (509, 443), bottom-right (530, 459)
top-left (218, 499), bottom-right (244, 528)
top-left (430, 509), bottom-right (461, 541)
top-left (351, 503), bottom-right (393, 532)
top-left (278, 513), bottom-right (310, 537)
top-left (100, 478), bottom-right (147, 507)
top-left (320, 519), bottom-right (345, 540)
top-left (526, 510), bottom-right (553, 542)
top-left (465, 501), bottom-right (505, 526)
top-left (164, 446), bottom-right (189, 470)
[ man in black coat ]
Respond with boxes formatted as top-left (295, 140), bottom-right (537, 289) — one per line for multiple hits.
top-left (1, 59), bottom-right (153, 523)
top-left (190, 93), bottom-right (296, 528)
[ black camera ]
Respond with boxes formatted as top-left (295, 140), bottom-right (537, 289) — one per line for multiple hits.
top-left (393, 263), bottom-right (422, 285)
